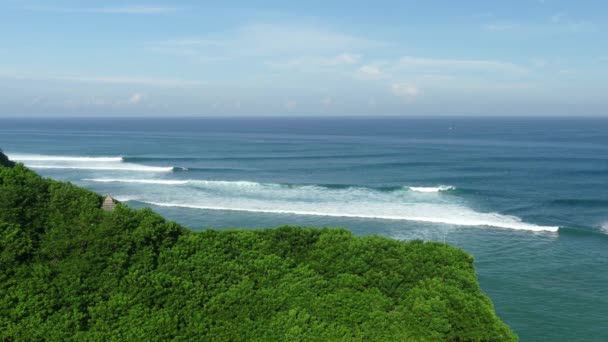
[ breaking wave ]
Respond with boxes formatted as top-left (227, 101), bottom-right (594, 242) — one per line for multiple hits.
top-left (6, 154), bottom-right (124, 162)
top-left (85, 178), bottom-right (267, 187)
top-left (85, 178), bottom-right (189, 185)
top-left (139, 201), bottom-right (558, 232)
top-left (408, 185), bottom-right (455, 193)
top-left (98, 178), bottom-right (557, 232)
top-left (27, 165), bottom-right (174, 172)
top-left (7, 153), bottom-right (559, 232)
top-left (85, 178), bottom-right (458, 193)
top-left (7, 153), bottom-right (174, 173)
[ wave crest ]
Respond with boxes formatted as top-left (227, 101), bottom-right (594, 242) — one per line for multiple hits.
top-left (139, 200), bottom-right (558, 232)
top-left (8, 153), bottom-right (173, 173)
top-left (6, 154), bottom-right (123, 162)
top-left (101, 178), bottom-right (557, 232)
top-left (85, 178), bottom-right (187, 185)
top-left (408, 185), bottom-right (455, 193)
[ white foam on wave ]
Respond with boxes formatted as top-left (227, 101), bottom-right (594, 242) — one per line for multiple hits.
top-left (113, 195), bottom-right (141, 202)
top-left (141, 201), bottom-right (558, 232)
top-left (85, 178), bottom-right (188, 185)
top-left (601, 222), bottom-right (608, 234)
top-left (27, 165), bottom-right (174, 172)
top-left (409, 185), bottom-right (455, 193)
top-left (7, 154), bottom-right (123, 162)
top-left (85, 178), bottom-right (276, 188)
top-left (8, 153), bottom-right (173, 173)
top-left (86, 178), bottom-right (450, 193)
top-left (103, 178), bottom-right (557, 232)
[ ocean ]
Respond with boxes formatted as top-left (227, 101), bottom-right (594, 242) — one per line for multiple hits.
top-left (1, 116), bottom-right (606, 341)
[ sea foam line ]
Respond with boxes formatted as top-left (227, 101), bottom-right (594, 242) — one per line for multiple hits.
top-left (85, 178), bottom-right (279, 187)
top-left (7, 154), bottom-right (123, 162)
top-left (8, 153), bottom-right (174, 173)
top-left (409, 185), bottom-right (455, 193)
top-left (134, 200), bottom-right (559, 232)
top-left (85, 178), bottom-right (188, 185)
top-left (87, 178), bottom-right (555, 232)
top-left (26, 165), bottom-right (173, 172)
top-left (84, 178), bottom-right (456, 193)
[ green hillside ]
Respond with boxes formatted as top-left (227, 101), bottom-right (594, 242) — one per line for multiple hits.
top-left (0, 152), bottom-right (516, 341)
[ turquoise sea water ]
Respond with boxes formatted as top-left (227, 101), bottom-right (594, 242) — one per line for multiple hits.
top-left (1, 117), bottom-right (607, 340)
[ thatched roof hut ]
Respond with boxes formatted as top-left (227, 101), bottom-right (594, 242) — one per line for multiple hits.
top-left (101, 195), bottom-right (117, 212)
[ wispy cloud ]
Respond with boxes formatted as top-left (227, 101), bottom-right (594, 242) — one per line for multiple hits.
top-left (356, 65), bottom-right (387, 80)
top-left (285, 100), bottom-right (297, 110)
top-left (25, 5), bottom-right (181, 14)
top-left (128, 93), bottom-right (144, 104)
top-left (469, 12), bottom-right (495, 20)
top-left (53, 76), bottom-right (204, 87)
top-left (398, 56), bottom-right (528, 74)
top-left (321, 97), bottom-right (333, 108)
top-left (148, 24), bottom-right (382, 60)
top-left (483, 13), bottom-right (594, 34)
top-left (237, 24), bottom-right (379, 54)
top-left (391, 83), bottom-right (420, 101)
top-left (266, 53), bottom-right (360, 68)
top-left (0, 70), bottom-right (203, 87)
top-left (31, 92), bottom-right (152, 110)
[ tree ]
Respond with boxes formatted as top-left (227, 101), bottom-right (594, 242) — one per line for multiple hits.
top-left (0, 156), bottom-right (517, 341)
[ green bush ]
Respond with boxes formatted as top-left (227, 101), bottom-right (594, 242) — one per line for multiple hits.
top-left (0, 150), bottom-right (15, 168)
top-left (0, 155), bottom-right (516, 341)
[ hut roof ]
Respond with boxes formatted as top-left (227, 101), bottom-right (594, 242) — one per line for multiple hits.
top-left (102, 195), bottom-right (117, 212)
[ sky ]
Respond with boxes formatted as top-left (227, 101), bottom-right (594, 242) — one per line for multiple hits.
top-left (0, 0), bottom-right (607, 117)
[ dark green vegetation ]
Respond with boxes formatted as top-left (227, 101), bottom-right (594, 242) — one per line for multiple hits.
top-left (0, 149), bottom-right (15, 168)
top-left (0, 152), bottom-right (516, 341)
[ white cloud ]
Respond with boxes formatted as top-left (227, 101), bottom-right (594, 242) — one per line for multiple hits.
top-left (53, 76), bottom-right (204, 87)
top-left (357, 65), bottom-right (387, 80)
top-left (470, 12), bottom-right (495, 19)
top-left (391, 83), bottom-right (420, 100)
top-left (398, 56), bottom-right (528, 74)
top-left (0, 70), bottom-right (204, 88)
top-left (482, 15), bottom-right (594, 34)
top-left (147, 38), bottom-right (228, 55)
top-left (267, 53), bottom-right (360, 68)
top-left (286, 100), bottom-right (297, 110)
top-left (322, 97), bottom-right (333, 108)
top-left (151, 24), bottom-right (382, 60)
top-left (482, 22), bottom-right (521, 31)
top-left (25, 5), bottom-right (181, 14)
top-left (236, 24), bottom-right (380, 55)
top-left (551, 12), bottom-right (568, 23)
top-left (332, 53), bottom-right (360, 65)
top-left (47, 95), bottom-right (126, 109)
top-left (128, 93), bottom-right (144, 105)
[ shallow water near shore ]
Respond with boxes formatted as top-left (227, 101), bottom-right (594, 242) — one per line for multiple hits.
top-left (2, 116), bottom-right (607, 340)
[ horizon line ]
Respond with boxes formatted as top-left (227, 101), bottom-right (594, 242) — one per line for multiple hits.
top-left (0, 115), bottom-right (607, 120)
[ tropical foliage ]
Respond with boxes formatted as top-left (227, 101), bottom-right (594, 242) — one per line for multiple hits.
top-left (0, 152), bottom-right (516, 341)
top-left (0, 149), bottom-right (15, 168)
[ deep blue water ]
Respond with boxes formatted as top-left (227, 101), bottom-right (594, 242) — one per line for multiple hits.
top-left (1, 117), bottom-right (607, 340)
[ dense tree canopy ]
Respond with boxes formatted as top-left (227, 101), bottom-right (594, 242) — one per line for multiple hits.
top-left (0, 150), bottom-right (15, 168)
top-left (0, 152), bottom-right (516, 341)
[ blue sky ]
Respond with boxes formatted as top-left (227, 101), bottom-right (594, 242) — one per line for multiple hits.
top-left (1, 0), bottom-right (607, 116)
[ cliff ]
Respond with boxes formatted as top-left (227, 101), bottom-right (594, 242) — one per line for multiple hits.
top-left (0, 154), bottom-right (516, 341)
